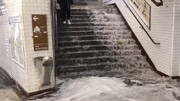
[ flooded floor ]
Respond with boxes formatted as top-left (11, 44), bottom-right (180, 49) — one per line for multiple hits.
top-left (0, 67), bottom-right (180, 101)
top-left (28, 77), bottom-right (180, 101)
top-left (0, 68), bottom-right (20, 101)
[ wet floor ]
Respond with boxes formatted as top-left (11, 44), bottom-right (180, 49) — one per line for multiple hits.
top-left (0, 68), bottom-right (21, 101)
top-left (0, 68), bottom-right (15, 88)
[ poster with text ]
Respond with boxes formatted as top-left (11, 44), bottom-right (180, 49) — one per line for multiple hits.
top-left (9, 16), bottom-right (24, 66)
top-left (129, 0), bottom-right (151, 28)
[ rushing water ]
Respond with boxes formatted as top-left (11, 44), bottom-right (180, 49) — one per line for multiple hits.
top-left (57, 5), bottom-right (160, 80)
top-left (88, 6), bottom-right (158, 79)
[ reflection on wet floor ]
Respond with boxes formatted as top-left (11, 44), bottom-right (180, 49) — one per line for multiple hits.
top-left (0, 68), bottom-right (20, 101)
top-left (0, 68), bottom-right (15, 88)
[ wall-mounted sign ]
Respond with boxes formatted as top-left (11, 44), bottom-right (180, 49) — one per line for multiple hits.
top-left (9, 16), bottom-right (24, 66)
top-left (32, 14), bottom-right (48, 51)
top-left (128, 0), bottom-right (151, 29)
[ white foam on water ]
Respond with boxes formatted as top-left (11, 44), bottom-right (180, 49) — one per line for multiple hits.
top-left (34, 77), bottom-right (178, 101)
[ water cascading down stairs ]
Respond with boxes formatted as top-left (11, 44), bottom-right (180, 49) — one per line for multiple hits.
top-left (56, 5), bottom-right (153, 78)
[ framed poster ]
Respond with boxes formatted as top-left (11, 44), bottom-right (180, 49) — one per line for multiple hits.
top-left (9, 16), bottom-right (24, 66)
top-left (128, 0), bottom-right (151, 29)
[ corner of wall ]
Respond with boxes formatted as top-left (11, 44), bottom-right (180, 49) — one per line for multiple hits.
top-left (21, 0), bottom-right (55, 93)
top-left (171, 0), bottom-right (180, 76)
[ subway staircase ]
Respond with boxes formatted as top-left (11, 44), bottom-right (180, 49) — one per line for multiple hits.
top-left (56, 5), bottom-right (154, 78)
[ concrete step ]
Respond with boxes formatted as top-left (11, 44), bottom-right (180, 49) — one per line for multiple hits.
top-left (58, 38), bottom-right (137, 47)
top-left (66, 19), bottom-right (92, 22)
top-left (73, 0), bottom-right (102, 5)
top-left (58, 63), bottom-right (115, 73)
top-left (58, 61), bottom-right (124, 72)
top-left (57, 31), bottom-right (94, 36)
top-left (57, 17), bottom-right (123, 23)
top-left (58, 35), bottom-right (110, 41)
top-left (71, 15), bottom-right (92, 19)
top-left (58, 40), bottom-right (105, 47)
top-left (57, 22), bottom-right (95, 26)
top-left (58, 48), bottom-right (142, 56)
top-left (57, 27), bottom-right (92, 31)
top-left (58, 44), bottom-right (139, 53)
top-left (57, 28), bottom-right (127, 33)
top-left (71, 9), bottom-right (91, 12)
top-left (58, 26), bottom-right (121, 29)
top-left (59, 45), bottom-right (109, 53)
top-left (91, 8), bottom-right (118, 14)
top-left (58, 50), bottom-right (114, 59)
top-left (57, 26), bottom-right (124, 31)
top-left (61, 12), bottom-right (92, 16)
top-left (57, 22), bottom-right (124, 27)
top-left (58, 70), bottom-right (123, 78)
top-left (58, 57), bottom-right (118, 66)
top-left (57, 10), bottom-right (91, 14)
top-left (73, 2), bottom-right (88, 5)
top-left (87, 5), bottom-right (116, 10)
top-left (58, 49), bottom-right (142, 59)
top-left (58, 36), bottom-right (135, 44)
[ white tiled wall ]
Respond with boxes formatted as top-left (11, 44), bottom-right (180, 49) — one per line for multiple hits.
top-left (0, 0), bottom-right (55, 93)
top-left (0, 0), bottom-right (27, 90)
top-left (22, 0), bottom-right (55, 92)
top-left (173, 0), bottom-right (180, 76)
top-left (105, 0), bottom-right (176, 76)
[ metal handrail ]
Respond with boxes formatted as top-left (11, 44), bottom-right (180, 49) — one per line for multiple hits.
top-left (122, 0), bottom-right (160, 45)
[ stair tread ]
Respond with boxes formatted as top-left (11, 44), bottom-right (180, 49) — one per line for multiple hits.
top-left (58, 55), bottom-right (145, 62)
top-left (58, 30), bottom-right (93, 33)
top-left (58, 57), bottom-right (119, 66)
top-left (58, 62), bottom-right (122, 68)
top-left (58, 44), bottom-right (139, 50)
top-left (58, 49), bottom-right (141, 54)
top-left (59, 39), bottom-right (136, 43)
